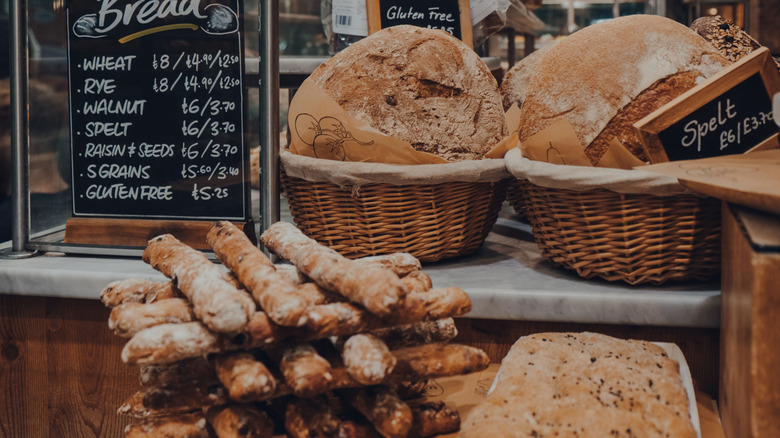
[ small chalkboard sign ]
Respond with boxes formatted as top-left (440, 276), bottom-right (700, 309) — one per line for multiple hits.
top-left (66, 0), bottom-right (249, 222)
top-left (366, 0), bottom-right (473, 48)
top-left (635, 47), bottom-right (780, 163)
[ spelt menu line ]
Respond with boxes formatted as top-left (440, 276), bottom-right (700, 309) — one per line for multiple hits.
top-left (67, 0), bottom-right (248, 220)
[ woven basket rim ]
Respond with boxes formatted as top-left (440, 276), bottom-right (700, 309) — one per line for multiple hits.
top-left (505, 148), bottom-right (697, 196)
top-left (281, 149), bottom-right (512, 186)
top-left (519, 179), bottom-right (721, 284)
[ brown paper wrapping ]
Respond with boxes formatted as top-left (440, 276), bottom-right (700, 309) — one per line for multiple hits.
top-left (597, 138), bottom-right (647, 169)
top-left (517, 118), bottom-right (591, 166)
top-left (484, 104), bottom-right (522, 159)
top-left (287, 80), bottom-right (513, 164)
top-left (517, 117), bottom-right (645, 170)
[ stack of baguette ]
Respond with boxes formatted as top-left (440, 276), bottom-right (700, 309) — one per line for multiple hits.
top-left (101, 220), bottom-right (489, 437)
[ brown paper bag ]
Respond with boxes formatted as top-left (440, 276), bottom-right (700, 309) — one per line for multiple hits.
top-left (597, 138), bottom-right (647, 169)
top-left (518, 118), bottom-right (591, 166)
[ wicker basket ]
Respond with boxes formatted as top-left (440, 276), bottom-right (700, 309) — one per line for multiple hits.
top-left (506, 178), bottom-right (528, 220)
top-left (505, 149), bottom-right (721, 285)
top-left (281, 151), bottom-right (511, 262)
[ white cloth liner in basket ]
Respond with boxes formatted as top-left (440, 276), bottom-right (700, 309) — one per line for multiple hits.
top-left (281, 149), bottom-right (512, 188)
top-left (504, 148), bottom-right (697, 196)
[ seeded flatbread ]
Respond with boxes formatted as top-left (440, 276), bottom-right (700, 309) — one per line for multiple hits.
top-left (460, 332), bottom-right (697, 438)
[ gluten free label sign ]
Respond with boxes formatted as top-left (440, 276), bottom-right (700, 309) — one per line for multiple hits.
top-left (67, 0), bottom-right (248, 220)
top-left (636, 48), bottom-right (780, 163)
top-left (366, 0), bottom-right (473, 47)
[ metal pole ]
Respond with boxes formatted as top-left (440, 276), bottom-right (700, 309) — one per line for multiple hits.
top-left (2, 0), bottom-right (38, 259)
top-left (259, 0), bottom-right (280, 248)
top-left (506, 28), bottom-right (516, 68)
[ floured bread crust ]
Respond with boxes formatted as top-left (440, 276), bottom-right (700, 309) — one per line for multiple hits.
top-left (517, 14), bottom-right (729, 165)
top-left (588, 70), bottom-right (701, 162)
top-left (500, 45), bottom-right (550, 111)
top-left (309, 25), bottom-right (507, 161)
top-left (460, 332), bottom-right (697, 437)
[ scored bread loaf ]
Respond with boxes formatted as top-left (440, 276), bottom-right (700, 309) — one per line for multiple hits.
top-left (459, 332), bottom-right (697, 437)
top-left (307, 25), bottom-right (506, 161)
top-left (516, 14), bottom-right (729, 165)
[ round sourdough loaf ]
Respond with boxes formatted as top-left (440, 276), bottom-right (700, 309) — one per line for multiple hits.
top-left (500, 45), bottom-right (550, 111)
top-left (516, 15), bottom-right (730, 165)
top-left (308, 25), bottom-right (506, 162)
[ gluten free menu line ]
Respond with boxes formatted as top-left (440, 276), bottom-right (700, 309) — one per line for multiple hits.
top-left (67, 0), bottom-right (247, 220)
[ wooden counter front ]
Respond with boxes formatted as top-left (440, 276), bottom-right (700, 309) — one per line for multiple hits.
top-left (1, 294), bottom-right (721, 437)
top-left (720, 205), bottom-right (780, 438)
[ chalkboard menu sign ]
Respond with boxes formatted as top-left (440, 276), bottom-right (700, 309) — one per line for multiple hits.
top-left (636, 48), bottom-right (780, 163)
top-left (657, 73), bottom-right (775, 161)
top-left (66, 0), bottom-right (248, 220)
top-left (366, 0), bottom-right (473, 47)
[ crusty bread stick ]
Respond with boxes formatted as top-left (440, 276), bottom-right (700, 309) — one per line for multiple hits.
top-left (284, 396), bottom-right (341, 438)
top-left (389, 343), bottom-right (490, 382)
top-left (122, 322), bottom-right (223, 365)
top-left (205, 403), bottom-right (276, 438)
top-left (260, 222), bottom-right (406, 316)
top-left (409, 401), bottom-right (461, 438)
top-left (274, 343), bottom-right (334, 398)
top-left (369, 318), bottom-right (458, 350)
top-left (340, 334), bottom-right (396, 385)
top-left (304, 302), bottom-right (371, 338)
top-left (141, 381), bottom-right (229, 414)
top-left (117, 391), bottom-right (196, 419)
top-left (100, 278), bottom-right (181, 308)
top-left (109, 298), bottom-right (195, 338)
top-left (400, 270), bottom-right (433, 293)
top-left (124, 411), bottom-right (211, 438)
top-left (138, 357), bottom-right (215, 388)
top-left (302, 288), bottom-right (469, 339)
top-left (392, 287), bottom-right (471, 324)
top-left (213, 351), bottom-right (277, 403)
top-left (275, 252), bottom-right (422, 285)
top-left (343, 386), bottom-right (412, 438)
top-left (122, 311), bottom-right (283, 366)
top-left (208, 221), bottom-right (309, 327)
top-left (143, 234), bottom-right (254, 333)
top-left (354, 252), bottom-right (422, 277)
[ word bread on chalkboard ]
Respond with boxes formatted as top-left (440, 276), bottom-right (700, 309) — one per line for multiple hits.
top-left (366, 0), bottom-right (473, 48)
top-left (635, 47), bottom-right (780, 163)
top-left (66, 0), bottom-right (248, 221)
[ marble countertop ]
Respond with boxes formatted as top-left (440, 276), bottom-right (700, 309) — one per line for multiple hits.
top-left (422, 215), bottom-right (720, 328)
top-left (0, 205), bottom-right (720, 328)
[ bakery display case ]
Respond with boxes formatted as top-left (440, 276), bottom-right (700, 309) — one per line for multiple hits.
top-left (2, 0), bottom-right (779, 436)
